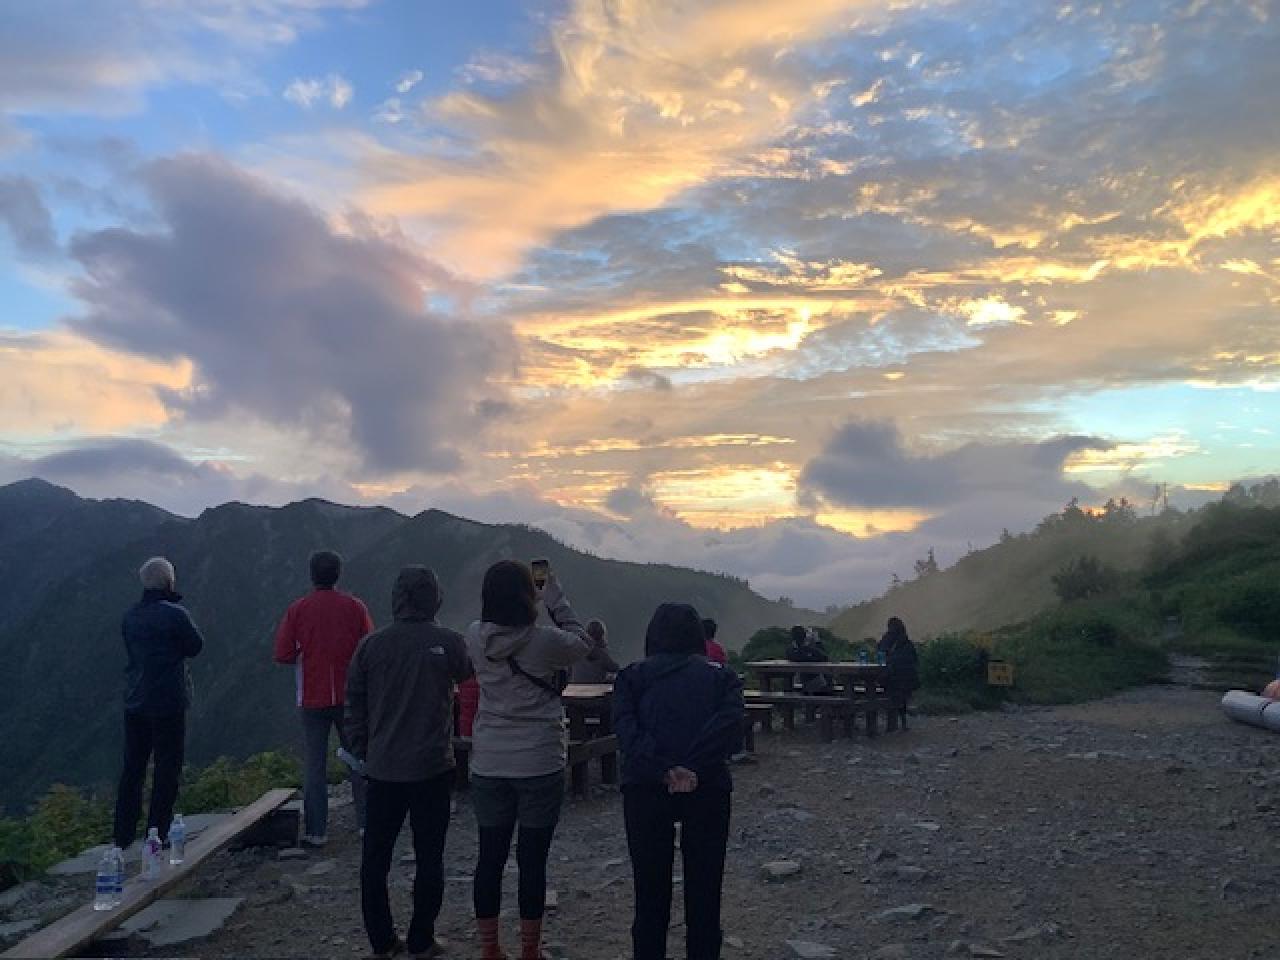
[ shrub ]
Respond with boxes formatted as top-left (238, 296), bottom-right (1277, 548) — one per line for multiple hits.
top-left (736, 625), bottom-right (861, 666)
top-left (918, 633), bottom-right (985, 689)
top-left (1052, 554), bottom-right (1117, 603)
top-left (179, 751), bottom-right (301, 814)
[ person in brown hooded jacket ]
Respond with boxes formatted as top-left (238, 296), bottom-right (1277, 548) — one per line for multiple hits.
top-left (346, 566), bottom-right (471, 960)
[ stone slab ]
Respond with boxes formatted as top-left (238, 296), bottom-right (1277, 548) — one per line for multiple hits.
top-left (117, 898), bottom-right (244, 948)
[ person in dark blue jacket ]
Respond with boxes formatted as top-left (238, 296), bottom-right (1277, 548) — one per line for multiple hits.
top-left (112, 557), bottom-right (204, 849)
top-left (613, 603), bottom-right (744, 960)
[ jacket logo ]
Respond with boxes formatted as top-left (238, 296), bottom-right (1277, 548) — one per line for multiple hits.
top-left (430, 646), bottom-right (446, 655)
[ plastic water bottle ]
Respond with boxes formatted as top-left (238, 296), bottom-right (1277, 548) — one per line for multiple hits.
top-left (857, 648), bottom-right (869, 665)
top-left (109, 845), bottom-right (125, 905)
top-left (168, 814), bottom-right (186, 866)
top-left (336, 746), bottom-right (366, 774)
top-left (876, 650), bottom-right (887, 666)
top-left (93, 849), bottom-right (116, 910)
top-left (142, 827), bottom-right (162, 881)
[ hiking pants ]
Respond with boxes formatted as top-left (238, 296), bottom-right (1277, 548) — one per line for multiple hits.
top-left (301, 705), bottom-right (367, 837)
top-left (624, 784), bottom-right (731, 960)
top-left (360, 771), bottom-right (453, 955)
top-left (113, 710), bottom-right (185, 848)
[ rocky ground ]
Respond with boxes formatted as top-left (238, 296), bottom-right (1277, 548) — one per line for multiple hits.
top-left (8, 685), bottom-right (1280, 959)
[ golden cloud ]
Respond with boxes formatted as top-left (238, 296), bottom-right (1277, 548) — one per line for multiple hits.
top-left (0, 331), bottom-right (190, 435)
top-left (359, 0), bottom-right (880, 276)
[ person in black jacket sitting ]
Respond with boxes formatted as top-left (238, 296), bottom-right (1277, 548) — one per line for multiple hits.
top-left (613, 604), bottom-right (744, 960)
top-left (877, 616), bottom-right (920, 730)
top-left (785, 625), bottom-right (833, 694)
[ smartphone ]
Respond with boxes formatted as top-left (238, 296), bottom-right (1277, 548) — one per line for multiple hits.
top-left (530, 558), bottom-right (550, 589)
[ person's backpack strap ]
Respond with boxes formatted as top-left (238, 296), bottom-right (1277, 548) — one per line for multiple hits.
top-left (507, 656), bottom-right (568, 697)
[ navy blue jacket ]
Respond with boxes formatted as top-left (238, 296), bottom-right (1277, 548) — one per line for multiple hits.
top-left (122, 589), bottom-right (204, 717)
top-left (613, 653), bottom-right (744, 793)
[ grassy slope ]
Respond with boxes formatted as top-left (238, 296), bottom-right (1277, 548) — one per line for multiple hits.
top-left (831, 507), bottom-right (1195, 643)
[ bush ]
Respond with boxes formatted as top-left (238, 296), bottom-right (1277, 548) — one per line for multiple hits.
top-left (734, 625), bottom-right (863, 668)
top-left (179, 751), bottom-right (301, 814)
top-left (1052, 554), bottom-right (1117, 603)
top-left (914, 633), bottom-right (1002, 714)
top-left (995, 602), bottom-right (1165, 704)
top-left (919, 633), bottom-right (985, 688)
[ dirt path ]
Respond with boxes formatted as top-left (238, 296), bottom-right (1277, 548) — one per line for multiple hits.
top-left (94, 687), bottom-right (1280, 958)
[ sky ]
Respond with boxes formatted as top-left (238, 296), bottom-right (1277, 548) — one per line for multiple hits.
top-left (1, 0), bottom-right (1277, 608)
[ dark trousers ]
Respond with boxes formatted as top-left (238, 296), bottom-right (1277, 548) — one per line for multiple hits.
top-left (361, 772), bottom-right (453, 955)
top-left (302, 706), bottom-right (367, 837)
top-left (113, 710), bottom-right (185, 849)
top-left (624, 785), bottom-right (731, 960)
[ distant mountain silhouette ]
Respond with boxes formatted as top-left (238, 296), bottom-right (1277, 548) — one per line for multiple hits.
top-left (0, 479), bottom-right (811, 812)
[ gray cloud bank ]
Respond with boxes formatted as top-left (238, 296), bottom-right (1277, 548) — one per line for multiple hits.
top-left (68, 154), bottom-right (512, 473)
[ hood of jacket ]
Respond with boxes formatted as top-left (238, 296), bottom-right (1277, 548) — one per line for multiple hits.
top-left (392, 566), bottom-right (441, 622)
top-left (628, 652), bottom-right (698, 686)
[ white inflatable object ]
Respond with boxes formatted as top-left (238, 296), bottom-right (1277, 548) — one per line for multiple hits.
top-left (1221, 690), bottom-right (1280, 732)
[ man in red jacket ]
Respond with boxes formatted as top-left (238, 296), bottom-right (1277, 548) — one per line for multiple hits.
top-left (274, 550), bottom-right (373, 845)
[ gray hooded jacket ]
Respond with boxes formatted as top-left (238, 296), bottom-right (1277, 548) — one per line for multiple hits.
top-left (465, 580), bottom-right (591, 778)
top-left (345, 567), bottom-right (471, 782)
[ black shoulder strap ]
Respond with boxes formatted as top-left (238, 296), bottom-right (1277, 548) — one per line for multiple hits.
top-left (507, 656), bottom-right (567, 697)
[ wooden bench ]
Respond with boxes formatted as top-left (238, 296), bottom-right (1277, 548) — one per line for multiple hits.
top-left (2, 788), bottom-right (295, 960)
top-left (743, 702), bottom-right (775, 753)
top-left (744, 691), bottom-right (895, 741)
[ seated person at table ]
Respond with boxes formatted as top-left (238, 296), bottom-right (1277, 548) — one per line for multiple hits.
top-left (702, 618), bottom-right (728, 666)
top-left (785, 626), bottom-right (833, 694)
top-left (877, 616), bottom-right (920, 729)
top-left (570, 619), bottom-right (622, 684)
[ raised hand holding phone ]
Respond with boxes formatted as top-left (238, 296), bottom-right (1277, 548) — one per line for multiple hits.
top-left (530, 557), bottom-right (550, 589)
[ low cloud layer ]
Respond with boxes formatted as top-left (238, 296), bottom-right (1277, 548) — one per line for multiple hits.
top-left (68, 154), bottom-right (512, 474)
top-left (800, 421), bottom-right (1105, 510)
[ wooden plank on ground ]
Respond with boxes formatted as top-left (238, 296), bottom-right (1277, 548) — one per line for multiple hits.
top-left (2, 788), bottom-right (295, 960)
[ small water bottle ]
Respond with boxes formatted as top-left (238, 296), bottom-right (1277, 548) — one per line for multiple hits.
top-left (93, 849), bottom-right (116, 910)
top-left (876, 650), bottom-right (887, 666)
top-left (857, 648), bottom-right (869, 664)
top-left (142, 827), bottom-right (162, 881)
top-left (336, 746), bottom-right (366, 774)
top-left (110, 845), bottom-right (125, 905)
top-left (168, 814), bottom-right (186, 866)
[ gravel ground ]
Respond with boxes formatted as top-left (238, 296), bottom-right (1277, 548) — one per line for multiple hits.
top-left (9, 685), bottom-right (1280, 959)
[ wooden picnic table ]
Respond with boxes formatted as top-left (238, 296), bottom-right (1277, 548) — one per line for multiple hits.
top-left (747, 659), bottom-right (887, 695)
top-left (562, 682), bottom-right (613, 740)
top-left (561, 683), bottom-right (618, 793)
top-left (746, 660), bottom-right (894, 738)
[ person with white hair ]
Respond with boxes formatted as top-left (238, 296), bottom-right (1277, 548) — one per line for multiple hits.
top-left (112, 556), bottom-right (204, 850)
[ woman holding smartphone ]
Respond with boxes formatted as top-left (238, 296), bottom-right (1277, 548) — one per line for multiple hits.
top-left (465, 559), bottom-right (591, 960)
top-left (613, 603), bottom-right (744, 960)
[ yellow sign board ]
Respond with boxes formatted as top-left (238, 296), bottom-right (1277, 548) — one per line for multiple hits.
top-left (987, 660), bottom-right (1015, 687)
